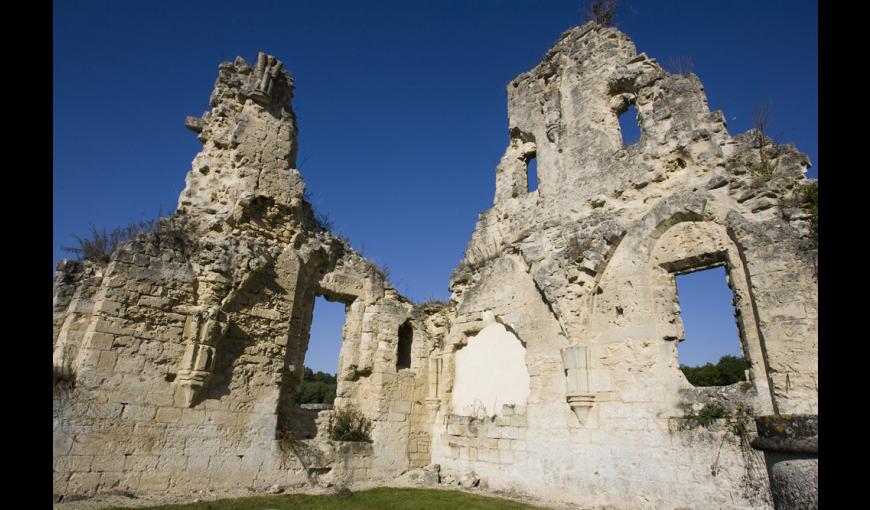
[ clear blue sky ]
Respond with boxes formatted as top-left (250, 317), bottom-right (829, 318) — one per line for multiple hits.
top-left (675, 267), bottom-right (741, 368)
top-left (54, 1), bottom-right (817, 373)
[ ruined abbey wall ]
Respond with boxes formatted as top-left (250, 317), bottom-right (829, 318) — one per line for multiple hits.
top-left (52, 55), bottom-right (431, 495)
top-left (53, 23), bottom-right (817, 510)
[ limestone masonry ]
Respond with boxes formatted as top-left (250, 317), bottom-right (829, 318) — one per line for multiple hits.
top-left (53, 24), bottom-right (817, 509)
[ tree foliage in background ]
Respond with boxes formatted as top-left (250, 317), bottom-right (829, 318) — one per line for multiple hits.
top-left (681, 355), bottom-right (750, 387)
top-left (295, 367), bottom-right (337, 405)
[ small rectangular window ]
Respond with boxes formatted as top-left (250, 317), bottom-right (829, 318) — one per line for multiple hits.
top-left (618, 103), bottom-right (640, 146)
top-left (397, 321), bottom-right (413, 370)
top-left (527, 156), bottom-right (538, 192)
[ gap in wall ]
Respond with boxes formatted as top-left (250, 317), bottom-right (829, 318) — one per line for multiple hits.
top-left (397, 320), bottom-right (413, 370)
top-left (675, 266), bottom-right (748, 386)
top-left (527, 156), bottom-right (538, 192)
top-left (619, 103), bottom-right (640, 146)
top-left (295, 296), bottom-right (345, 410)
top-left (305, 296), bottom-right (345, 376)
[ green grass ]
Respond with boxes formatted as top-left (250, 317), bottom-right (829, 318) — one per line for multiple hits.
top-left (103, 487), bottom-right (547, 510)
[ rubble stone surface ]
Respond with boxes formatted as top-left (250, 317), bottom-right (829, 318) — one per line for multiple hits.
top-left (54, 24), bottom-right (817, 509)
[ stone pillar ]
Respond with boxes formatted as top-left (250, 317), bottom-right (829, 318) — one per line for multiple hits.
top-left (246, 51), bottom-right (284, 105)
top-left (176, 307), bottom-right (231, 407)
top-left (427, 356), bottom-right (443, 402)
top-left (751, 414), bottom-right (818, 510)
top-left (561, 345), bottom-right (595, 424)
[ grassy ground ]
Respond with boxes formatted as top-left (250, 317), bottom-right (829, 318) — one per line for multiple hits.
top-left (103, 487), bottom-right (546, 510)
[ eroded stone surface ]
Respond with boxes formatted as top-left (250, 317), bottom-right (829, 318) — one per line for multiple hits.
top-left (53, 22), bottom-right (817, 509)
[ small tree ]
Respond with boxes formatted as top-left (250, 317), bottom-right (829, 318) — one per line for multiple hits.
top-left (749, 102), bottom-right (778, 183)
top-left (583, 0), bottom-right (619, 27)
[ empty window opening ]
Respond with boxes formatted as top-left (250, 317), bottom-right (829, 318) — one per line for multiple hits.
top-left (618, 103), bottom-right (640, 146)
top-left (397, 320), bottom-right (413, 370)
top-left (527, 156), bottom-right (538, 192)
top-left (675, 266), bottom-right (749, 387)
top-left (299, 296), bottom-right (344, 404)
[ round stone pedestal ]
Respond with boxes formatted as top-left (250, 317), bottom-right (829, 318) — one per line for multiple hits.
top-left (751, 414), bottom-right (818, 510)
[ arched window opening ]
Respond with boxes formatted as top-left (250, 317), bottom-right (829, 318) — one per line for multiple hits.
top-left (396, 320), bottom-right (413, 370)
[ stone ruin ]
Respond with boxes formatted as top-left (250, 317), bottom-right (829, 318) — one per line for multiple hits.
top-left (53, 22), bottom-right (818, 509)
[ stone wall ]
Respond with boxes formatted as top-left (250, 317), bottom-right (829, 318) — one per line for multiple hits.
top-left (432, 23), bottom-right (815, 509)
top-left (53, 52), bottom-right (428, 498)
top-left (53, 23), bottom-right (817, 510)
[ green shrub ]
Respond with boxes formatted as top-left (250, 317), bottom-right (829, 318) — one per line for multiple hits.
top-left (691, 403), bottom-right (729, 427)
top-left (678, 402), bottom-right (755, 432)
top-left (329, 403), bottom-right (372, 442)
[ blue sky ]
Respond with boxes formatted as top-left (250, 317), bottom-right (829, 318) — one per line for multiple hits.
top-left (675, 267), bottom-right (741, 368)
top-left (54, 1), bottom-right (817, 373)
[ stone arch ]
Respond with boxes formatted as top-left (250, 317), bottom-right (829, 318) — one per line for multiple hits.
top-left (585, 193), bottom-right (708, 323)
top-left (583, 198), bottom-right (774, 415)
top-left (648, 218), bottom-right (775, 413)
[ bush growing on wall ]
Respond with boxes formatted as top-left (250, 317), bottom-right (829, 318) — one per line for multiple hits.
top-left (329, 403), bottom-right (372, 442)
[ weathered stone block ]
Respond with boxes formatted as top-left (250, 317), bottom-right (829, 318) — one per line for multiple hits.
top-left (155, 407), bottom-right (182, 423)
top-left (91, 454), bottom-right (126, 472)
top-left (124, 454), bottom-right (159, 471)
top-left (138, 471), bottom-right (170, 491)
top-left (67, 472), bottom-right (102, 494)
top-left (123, 405), bottom-right (156, 422)
top-left (90, 332), bottom-right (115, 350)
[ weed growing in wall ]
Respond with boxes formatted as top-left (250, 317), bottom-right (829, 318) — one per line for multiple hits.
top-left (803, 182), bottom-right (818, 247)
top-left (62, 213), bottom-right (185, 264)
